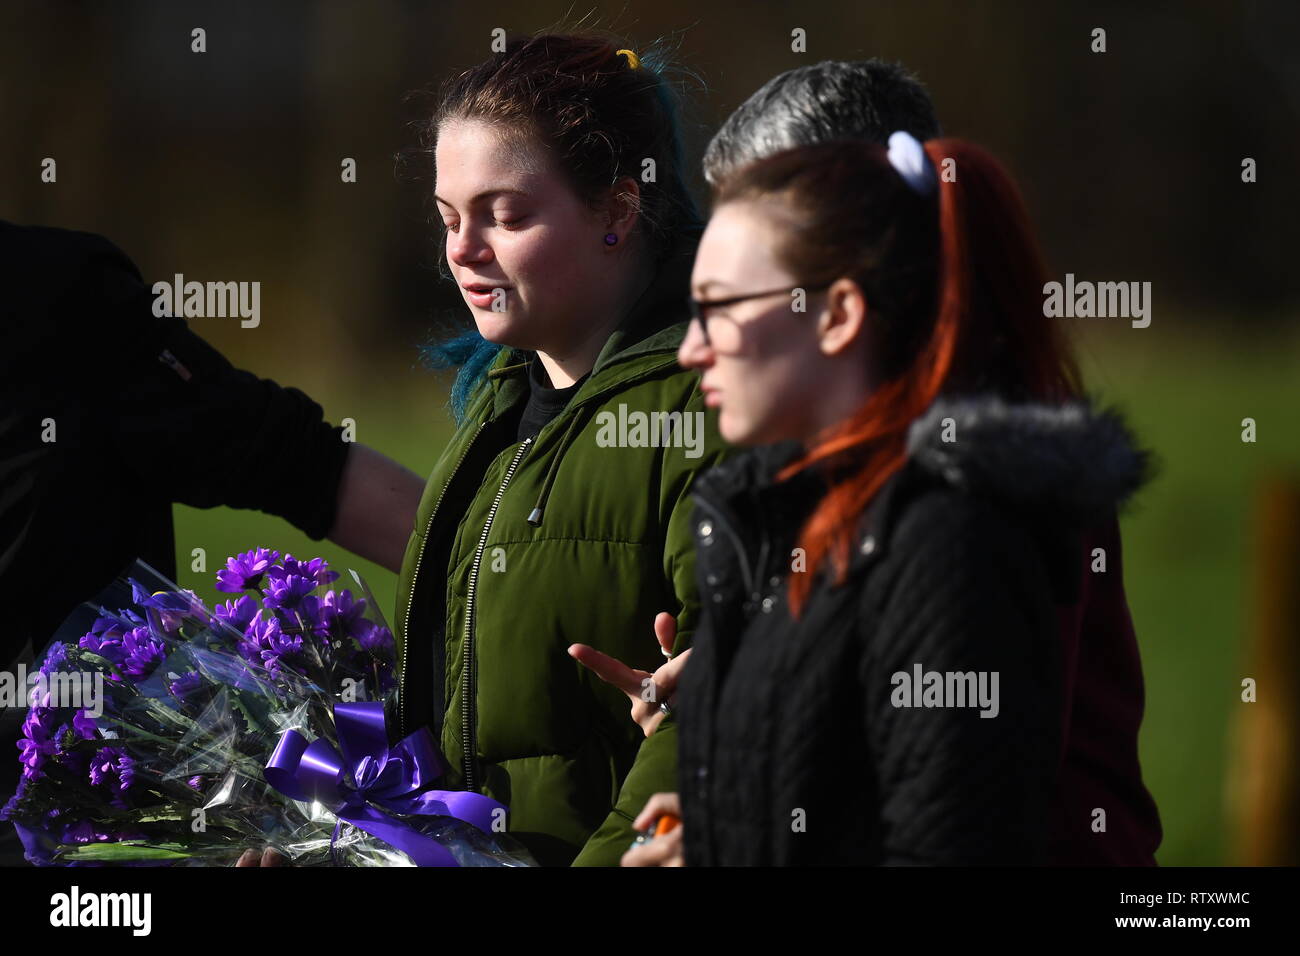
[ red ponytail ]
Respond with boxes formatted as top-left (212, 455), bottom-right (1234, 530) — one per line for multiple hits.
top-left (775, 139), bottom-right (1081, 618)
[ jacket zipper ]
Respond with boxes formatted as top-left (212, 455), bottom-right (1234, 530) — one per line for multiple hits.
top-left (687, 493), bottom-right (762, 866)
top-left (398, 348), bottom-right (684, 749)
top-left (398, 420), bottom-right (489, 741)
top-left (461, 437), bottom-right (533, 791)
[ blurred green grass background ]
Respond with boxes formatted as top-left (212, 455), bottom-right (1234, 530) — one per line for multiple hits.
top-left (1070, 321), bottom-right (1300, 865)
top-left (172, 320), bottom-right (1300, 866)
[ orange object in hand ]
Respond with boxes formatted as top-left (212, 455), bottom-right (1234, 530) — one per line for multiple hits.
top-left (654, 814), bottom-right (681, 837)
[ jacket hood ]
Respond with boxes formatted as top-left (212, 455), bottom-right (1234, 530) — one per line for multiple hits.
top-left (688, 395), bottom-right (1152, 606)
top-left (693, 395), bottom-right (1153, 542)
top-left (904, 396), bottom-right (1153, 524)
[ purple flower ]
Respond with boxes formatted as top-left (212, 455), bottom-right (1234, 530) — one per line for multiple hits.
top-left (357, 622), bottom-right (395, 656)
top-left (216, 548), bottom-right (281, 593)
top-left (167, 671), bottom-right (203, 702)
top-left (320, 590), bottom-right (367, 636)
top-left (40, 641), bottom-right (69, 675)
top-left (236, 614), bottom-right (276, 661)
top-left (281, 594), bottom-right (330, 641)
top-left (238, 616), bottom-right (304, 678)
top-left (130, 581), bottom-right (202, 614)
top-left (88, 611), bottom-right (142, 639)
top-left (71, 708), bottom-right (98, 740)
top-left (261, 573), bottom-right (317, 612)
top-left (88, 746), bottom-right (135, 793)
top-left (271, 555), bottom-right (340, 589)
top-left (16, 706), bottom-right (61, 780)
top-left (187, 775), bottom-right (205, 790)
top-left (60, 819), bottom-right (116, 844)
top-left (213, 594), bottom-right (258, 633)
top-left (120, 626), bottom-right (167, 679)
top-left (129, 582), bottom-right (201, 633)
top-left (79, 627), bottom-right (126, 668)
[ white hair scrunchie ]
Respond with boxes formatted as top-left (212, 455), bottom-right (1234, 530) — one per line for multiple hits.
top-left (886, 130), bottom-right (937, 197)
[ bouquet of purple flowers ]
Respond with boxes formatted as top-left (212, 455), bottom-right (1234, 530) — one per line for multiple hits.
top-left (1, 550), bottom-right (532, 867)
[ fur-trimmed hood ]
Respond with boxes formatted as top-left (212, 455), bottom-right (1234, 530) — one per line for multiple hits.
top-left (904, 397), bottom-right (1153, 523)
top-left (689, 395), bottom-right (1154, 577)
top-left (694, 396), bottom-right (1152, 518)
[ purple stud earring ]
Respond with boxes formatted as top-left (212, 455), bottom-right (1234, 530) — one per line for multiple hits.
top-left (604, 233), bottom-right (618, 246)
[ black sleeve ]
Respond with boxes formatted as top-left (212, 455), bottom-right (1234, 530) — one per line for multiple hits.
top-left (859, 489), bottom-right (1062, 865)
top-left (43, 226), bottom-right (351, 539)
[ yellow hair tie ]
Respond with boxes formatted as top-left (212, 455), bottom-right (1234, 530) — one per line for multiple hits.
top-left (616, 48), bottom-right (641, 70)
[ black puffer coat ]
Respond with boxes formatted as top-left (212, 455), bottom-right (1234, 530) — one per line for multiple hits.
top-left (676, 396), bottom-right (1156, 865)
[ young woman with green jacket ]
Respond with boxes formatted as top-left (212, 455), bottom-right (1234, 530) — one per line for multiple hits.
top-left (391, 34), bottom-right (728, 867)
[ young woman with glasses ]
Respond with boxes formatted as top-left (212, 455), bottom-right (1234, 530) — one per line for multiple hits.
top-left (618, 132), bottom-right (1161, 866)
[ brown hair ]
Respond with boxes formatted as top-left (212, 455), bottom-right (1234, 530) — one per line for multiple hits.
top-left (407, 32), bottom-right (701, 261)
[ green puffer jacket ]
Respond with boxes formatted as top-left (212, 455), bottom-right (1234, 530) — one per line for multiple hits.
top-left (394, 238), bottom-right (731, 866)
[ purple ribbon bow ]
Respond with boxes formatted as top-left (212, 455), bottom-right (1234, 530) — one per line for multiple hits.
top-left (264, 701), bottom-right (505, 866)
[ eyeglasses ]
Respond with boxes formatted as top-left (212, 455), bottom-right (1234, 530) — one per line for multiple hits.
top-left (687, 282), bottom-right (832, 353)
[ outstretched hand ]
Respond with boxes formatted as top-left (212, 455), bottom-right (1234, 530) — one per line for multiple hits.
top-left (568, 612), bottom-right (692, 737)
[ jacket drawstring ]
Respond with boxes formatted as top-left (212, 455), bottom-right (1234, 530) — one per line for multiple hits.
top-left (487, 361), bottom-right (529, 381)
top-left (527, 405), bottom-right (590, 527)
top-left (486, 355), bottom-right (589, 527)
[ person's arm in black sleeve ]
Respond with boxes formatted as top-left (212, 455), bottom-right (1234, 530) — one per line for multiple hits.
top-left (860, 489), bottom-right (1062, 865)
top-left (72, 229), bottom-right (422, 569)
